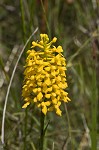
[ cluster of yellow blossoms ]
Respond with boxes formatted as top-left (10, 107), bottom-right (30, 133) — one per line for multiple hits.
top-left (22, 34), bottom-right (70, 116)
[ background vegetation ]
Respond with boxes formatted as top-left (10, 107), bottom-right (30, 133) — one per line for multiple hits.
top-left (0, 0), bottom-right (99, 149)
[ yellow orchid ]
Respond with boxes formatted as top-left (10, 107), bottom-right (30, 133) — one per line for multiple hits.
top-left (22, 34), bottom-right (70, 116)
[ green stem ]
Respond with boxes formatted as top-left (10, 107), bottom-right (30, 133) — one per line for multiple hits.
top-left (39, 111), bottom-right (45, 150)
top-left (24, 108), bottom-right (28, 150)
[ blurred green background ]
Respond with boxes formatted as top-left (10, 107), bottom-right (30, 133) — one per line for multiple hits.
top-left (0, 0), bottom-right (99, 149)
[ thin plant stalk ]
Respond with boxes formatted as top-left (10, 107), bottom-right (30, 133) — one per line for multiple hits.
top-left (39, 111), bottom-right (45, 150)
top-left (24, 108), bottom-right (27, 150)
top-left (1, 28), bottom-right (38, 145)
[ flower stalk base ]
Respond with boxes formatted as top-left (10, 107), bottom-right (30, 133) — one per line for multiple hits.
top-left (39, 111), bottom-right (45, 150)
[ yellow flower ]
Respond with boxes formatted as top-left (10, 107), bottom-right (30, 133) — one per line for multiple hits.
top-left (42, 105), bottom-right (47, 115)
top-left (22, 102), bottom-right (30, 108)
top-left (37, 92), bottom-right (43, 101)
top-left (22, 34), bottom-right (70, 116)
top-left (45, 94), bottom-right (51, 99)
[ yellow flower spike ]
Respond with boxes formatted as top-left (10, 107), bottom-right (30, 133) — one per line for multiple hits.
top-left (22, 34), bottom-right (70, 116)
